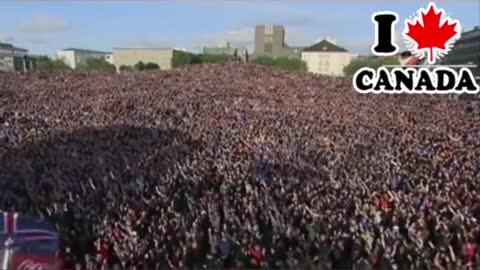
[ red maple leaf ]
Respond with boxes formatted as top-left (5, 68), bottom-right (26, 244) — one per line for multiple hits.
top-left (404, 3), bottom-right (459, 64)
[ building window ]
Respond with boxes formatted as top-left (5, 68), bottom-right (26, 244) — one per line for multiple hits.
top-left (264, 36), bottom-right (273, 43)
top-left (264, 43), bottom-right (272, 53)
top-left (264, 25), bottom-right (274, 35)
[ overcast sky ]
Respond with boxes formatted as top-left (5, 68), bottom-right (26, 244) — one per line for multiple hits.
top-left (0, 1), bottom-right (478, 55)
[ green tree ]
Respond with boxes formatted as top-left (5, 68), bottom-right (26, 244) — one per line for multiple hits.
top-left (134, 61), bottom-right (145, 71)
top-left (172, 51), bottom-right (193, 68)
top-left (343, 58), bottom-right (400, 76)
top-left (252, 57), bottom-right (307, 71)
top-left (198, 54), bottom-right (233, 64)
top-left (190, 54), bottom-right (203, 64)
top-left (143, 62), bottom-right (160, 70)
top-left (77, 58), bottom-right (116, 72)
top-left (133, 61), bottom-right (160, 71)
top-left (171, 52), bottom-right (239, 68)
top-left (36, 56), bottom-right (71, 71)
top-left (119, 65), bottom-right (134, 72)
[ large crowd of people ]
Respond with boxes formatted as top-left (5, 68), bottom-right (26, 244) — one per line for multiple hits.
top-left (1, 63), bottom-right (479, 269)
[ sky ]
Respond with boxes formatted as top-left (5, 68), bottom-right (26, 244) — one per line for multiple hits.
top-left (0, 1), bottom-right (479, 56)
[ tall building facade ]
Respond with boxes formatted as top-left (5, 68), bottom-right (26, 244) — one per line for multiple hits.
top-left (254, 25), bottom-right (302, 59)
top-left (443, 26), bottom-right (480, 77)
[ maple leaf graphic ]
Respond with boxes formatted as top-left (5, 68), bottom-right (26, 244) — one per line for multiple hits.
top-left (403, 2), bottom-right (460, 64)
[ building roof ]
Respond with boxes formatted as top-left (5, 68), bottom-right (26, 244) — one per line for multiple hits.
top-left (302, 39), bottom-right (348, 53)
top-left (0, 42), bottom-right (13, 49)
top-left (202, 47), bottom-right (249, 56)
top-left (61, 48), bottom-right (111, 54)
top-left (0, 43), bottom-right (27, 53)
top-left (13, 46), bottom-right (28, 52)
top-left (460, 26), bottom-right (480, 41)
top-left (256, 24), bottom-right (284, 29)
top-left (113, 47), bottom-right (172, 51)
top-left (203, 45), bottom-right (247, 49)
top-left (463, 26), bottom-right (480, 34)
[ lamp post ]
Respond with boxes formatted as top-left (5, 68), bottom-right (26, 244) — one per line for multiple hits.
top-left (2, 237), bottom-right (13, 270)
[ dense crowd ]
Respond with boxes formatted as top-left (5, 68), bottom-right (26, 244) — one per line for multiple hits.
top-left (1, 63), bottom-right (480, 270)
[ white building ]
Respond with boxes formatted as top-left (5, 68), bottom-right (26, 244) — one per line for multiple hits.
top-left (301, 39), bottom-right (353, 76)
top-left (105, 54), bottom-right (113, 65)
top-left (0, 43), bottom-right (15, 72)
top-left (56, 48), bottom-right (112, 69)
top-left (0, 42), bottom-right (34, 72)
top-left (112, 48), bottom-right (176, 70)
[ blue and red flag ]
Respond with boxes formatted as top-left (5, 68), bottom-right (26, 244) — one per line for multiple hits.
top-left (1, 212), bottom-right (62, 270)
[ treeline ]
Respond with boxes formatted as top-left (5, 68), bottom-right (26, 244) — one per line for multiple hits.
top-left (36, 57), bottom-right (117, 72)
top-left (343, 58), bottom-right (400, 76)
top-left (251, 57), bottom-right (307, 71)
top-left (172, 51), bottom-right (308, 71)
top-left (36, 57), bottom-right (160, 72)
top-left (35, 53), bottom-right (233, 72)
top-left (171, 52), bottom-right (236, 67)
top-left (78, 59), bottom-right (116, 72)
top-left (36, 57), bottom-right (72, 71)
top-left (120, 61), bottom-right (160, 72)
top-left (36, 53), bottom-right (309, 72)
